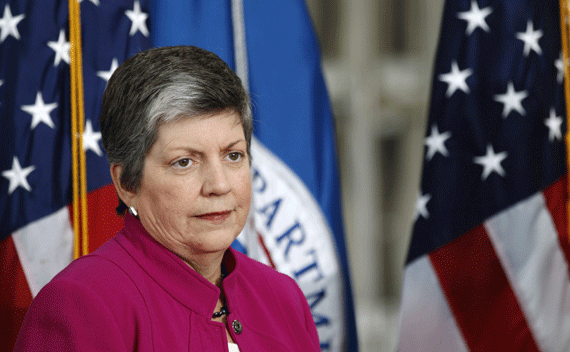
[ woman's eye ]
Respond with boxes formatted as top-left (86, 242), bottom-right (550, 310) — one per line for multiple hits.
top-left (174, 158), bottom-right (191, 168)
top-left (227, 152), bottom-right (243, 162)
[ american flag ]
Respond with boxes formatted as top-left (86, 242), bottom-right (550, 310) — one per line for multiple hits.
top-left (0, 0), bottom-right (150, 349)
top-left (398, 0), bottom-right (570, 350)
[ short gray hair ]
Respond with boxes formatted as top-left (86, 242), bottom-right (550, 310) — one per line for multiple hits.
top-left (99, 46), bottom-right (252, 214)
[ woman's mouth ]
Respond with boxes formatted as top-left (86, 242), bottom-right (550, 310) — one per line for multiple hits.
top-left (195, 211), bottom-right (232, 222)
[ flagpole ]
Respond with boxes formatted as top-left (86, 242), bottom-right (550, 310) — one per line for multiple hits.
top-left (69, 0), bottom-right (89, 258)
top-left (560, 0), bottom-right (570, 241)
top-left (231, 0), bottom-right (249, 92)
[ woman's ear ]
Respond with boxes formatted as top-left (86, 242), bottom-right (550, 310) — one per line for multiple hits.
top-left (110, 164), bottom-right (137, 206)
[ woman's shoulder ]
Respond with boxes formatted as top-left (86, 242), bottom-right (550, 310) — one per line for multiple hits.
top-left (14, 235), bottom-right (152, 351)
top-left (228, 249), bottom-right (321, 351)
top-left (231, 249), bottom-right (305, 302)
top-left (232, 249), bottom-right (293, 283)
top-left (38, 233), bottom-right (148, 310)
top-left (52, 235), bottom-right (135, 284)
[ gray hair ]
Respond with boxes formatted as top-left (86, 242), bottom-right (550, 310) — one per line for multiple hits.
top-left (99, 46), bottom-right (252, 214)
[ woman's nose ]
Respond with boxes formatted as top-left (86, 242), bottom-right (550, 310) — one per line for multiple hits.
top-left (201, 161), bottom-right (231, 196)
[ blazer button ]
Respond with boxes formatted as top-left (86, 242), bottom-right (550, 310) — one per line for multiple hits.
top-left (232, 320), bottom-right (243, 335)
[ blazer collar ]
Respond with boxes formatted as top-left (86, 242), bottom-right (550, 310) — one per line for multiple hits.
top-left (116, 213), bottom-right (239, 318)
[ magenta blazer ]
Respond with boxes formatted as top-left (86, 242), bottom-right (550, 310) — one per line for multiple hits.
top-left (14, 213), bottom-right (320, 351)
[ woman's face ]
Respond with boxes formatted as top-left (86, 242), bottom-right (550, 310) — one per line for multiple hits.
top-left (134, 111), bottom-right (251, 260)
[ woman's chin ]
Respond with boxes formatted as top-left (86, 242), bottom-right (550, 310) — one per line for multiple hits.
top-left (182, 231), bottom-right (240, 255)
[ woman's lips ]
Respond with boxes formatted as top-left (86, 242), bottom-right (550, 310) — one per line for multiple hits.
top-left (195, 211), bottom-right (231, 222)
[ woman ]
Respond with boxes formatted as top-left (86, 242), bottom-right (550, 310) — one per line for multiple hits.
top-left (14, 46), bottom-right (321, 352)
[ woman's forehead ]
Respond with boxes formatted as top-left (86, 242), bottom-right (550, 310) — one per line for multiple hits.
top-left (154, 112), bottom-right (245, 149)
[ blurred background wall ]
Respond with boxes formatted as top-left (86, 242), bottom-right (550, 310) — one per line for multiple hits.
top-left (304, 0), bottom-right (445, 350)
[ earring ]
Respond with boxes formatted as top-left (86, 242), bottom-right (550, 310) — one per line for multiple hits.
top-left (128, 206), bottom-right (138, 217)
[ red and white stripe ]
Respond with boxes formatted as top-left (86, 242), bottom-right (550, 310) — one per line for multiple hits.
top-left (398, 177), bottom-right (570, 351)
